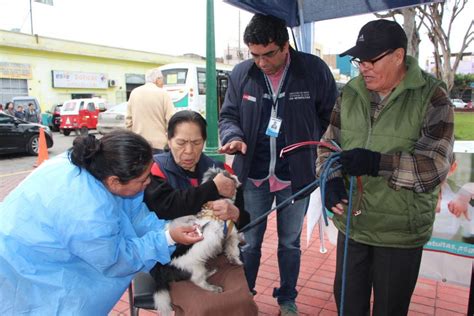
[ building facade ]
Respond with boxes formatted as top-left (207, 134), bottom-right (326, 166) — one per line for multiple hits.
top-left (0, 30), bottom-right (193, 109)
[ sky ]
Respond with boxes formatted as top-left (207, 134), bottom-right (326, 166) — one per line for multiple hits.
top-left (0, 0), bottom-right (472, 66)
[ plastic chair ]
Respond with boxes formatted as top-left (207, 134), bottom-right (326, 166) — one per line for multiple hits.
top-left (129, 272), bottom-right (157, 316)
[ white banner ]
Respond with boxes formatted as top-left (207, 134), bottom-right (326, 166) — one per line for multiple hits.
top-left (52, 70), bottom-right (108, 89)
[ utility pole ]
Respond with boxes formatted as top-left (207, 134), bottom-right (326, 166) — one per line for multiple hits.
top-left (204, 0), bottom-right (223, 161)
top-left (29, 0), bottom-right (34, 35)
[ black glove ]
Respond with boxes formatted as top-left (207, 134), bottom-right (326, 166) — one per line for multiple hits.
top-left (340, 148), bottom-right (381, 177)
top-left (325, 177), bottom-right (348, 211)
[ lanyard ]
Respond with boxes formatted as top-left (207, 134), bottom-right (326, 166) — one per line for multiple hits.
top-left (263, 62), bottom-right (289, 117)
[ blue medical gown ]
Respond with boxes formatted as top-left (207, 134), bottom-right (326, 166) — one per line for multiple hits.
top-left (0, 154), bottom-right (173, 315)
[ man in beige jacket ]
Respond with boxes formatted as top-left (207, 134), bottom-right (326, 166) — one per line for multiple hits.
top-left (126, 68), bottom-right (174, 152)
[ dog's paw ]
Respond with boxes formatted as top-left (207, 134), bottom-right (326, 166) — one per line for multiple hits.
top-left (227, 256), bottom-right (243, 266)
top-left (206, 268), bottom-right (218, 277)
top-left (209, 285), bottom-right (223, 293)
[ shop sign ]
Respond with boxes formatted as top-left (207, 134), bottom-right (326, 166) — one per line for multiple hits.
top-left (0, 62), bottom-right (32, 79)
top-left (52, 70), bottom-right (108, 89)
top-left (125, 73), bottom-right (145, 84)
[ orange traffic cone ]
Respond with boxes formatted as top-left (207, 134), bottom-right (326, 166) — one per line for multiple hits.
top-left (34, 127), bottom-right (49, 167)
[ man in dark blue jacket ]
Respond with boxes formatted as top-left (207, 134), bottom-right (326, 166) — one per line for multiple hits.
top-left (218, 13), bottom-right (337, 316)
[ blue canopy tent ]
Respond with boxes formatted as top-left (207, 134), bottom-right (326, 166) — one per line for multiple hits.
top-left (224, 0), bottom-right (442, 26)
top-left (224, 0), bottom-right (442, 53)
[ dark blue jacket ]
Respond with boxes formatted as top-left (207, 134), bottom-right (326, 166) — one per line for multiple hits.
top-left (219, 48), bottom-right (337, 193)
top-left (144, 151), bottom-right (250, 229)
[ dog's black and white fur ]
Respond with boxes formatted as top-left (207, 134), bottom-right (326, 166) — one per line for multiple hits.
top-left (151, 167), bottom-right (242, 316)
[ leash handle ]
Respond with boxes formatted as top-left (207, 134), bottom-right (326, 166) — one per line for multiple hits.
top-left (280, 140), bottom-right (341, 158)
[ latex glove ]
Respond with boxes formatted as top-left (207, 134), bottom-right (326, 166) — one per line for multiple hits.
top-left (325, 177), bottom-right (348, 215)
top-left (340, 148), bottom-right (381, 177)
top-left (169, 225), bottom-right (204, 245)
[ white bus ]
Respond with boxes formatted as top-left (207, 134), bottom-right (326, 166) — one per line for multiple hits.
top-left (158, 62), bottom-right (233, 116)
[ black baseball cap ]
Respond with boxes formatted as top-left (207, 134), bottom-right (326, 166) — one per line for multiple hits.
top-left (340, 19), bottom-right (407, 60)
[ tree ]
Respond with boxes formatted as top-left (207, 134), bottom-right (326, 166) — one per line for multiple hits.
top-left (375, 1), bottom-right (473, 93)
top-left (452, 73), bottom-right (474, 99)
top-left (374, 8), bottom-right (423, 59)
top-left (418, 0), bottom-right (473, 92)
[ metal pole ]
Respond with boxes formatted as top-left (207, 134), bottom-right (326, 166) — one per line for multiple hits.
top-left (29, 0), bottom-right (34, 35)
top-left (204, 0), bottom-right (224, 161)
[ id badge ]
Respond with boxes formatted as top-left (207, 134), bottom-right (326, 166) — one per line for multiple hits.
top-left (266, 117), bottom-right (282, 137)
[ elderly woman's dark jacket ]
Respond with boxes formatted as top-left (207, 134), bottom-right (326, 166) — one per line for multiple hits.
top-left (144, 151), bottom-right (250, 229)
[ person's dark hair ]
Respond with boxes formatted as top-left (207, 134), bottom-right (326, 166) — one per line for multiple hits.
top-left (167, 110), bottom-right (207, 140)
top-left (243, 14), bottom-right (289, 48)
top-left (69, 130), bottom-right (152, 183)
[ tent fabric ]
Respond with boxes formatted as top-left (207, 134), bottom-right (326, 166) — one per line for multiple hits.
top-left (224, 0), bottom-right (442, 27)
top-left (0, 154), bottom-right (173, 315)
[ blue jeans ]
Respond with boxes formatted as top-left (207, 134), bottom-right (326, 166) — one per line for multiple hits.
top-left (241, 179), bottom-right (309, 304)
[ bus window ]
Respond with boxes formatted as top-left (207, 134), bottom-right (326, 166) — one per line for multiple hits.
top-left (197, 70), bottom-right (206, 95)
top-left (217, 74), bottom-right (229, 114)
top-left (162, 69), bottom-right (188, 85)
top-left (159, 63), bottom-right (233, 116)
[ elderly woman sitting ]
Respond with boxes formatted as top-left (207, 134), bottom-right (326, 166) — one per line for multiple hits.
top-left (144, 110), bottom-right (258, 316)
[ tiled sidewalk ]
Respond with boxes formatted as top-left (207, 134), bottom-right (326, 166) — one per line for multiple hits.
top-left (110, 212), bottom-right (471, 316)
top-left (0, 171), bottom-right (470, 316)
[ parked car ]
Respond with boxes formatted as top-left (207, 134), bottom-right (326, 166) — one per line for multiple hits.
top-left (97, 102), bottom-right (128, 135)
top-left (12, 96), bottom-right (42, 114)
top-left (60, 98), bottom-right (107, 136)
top-left (0, 112), bottom-right (53, 155)
top-left (42, 104), bottom-right (63, 131)
top-left (451, 99), bottom-right (467, 108)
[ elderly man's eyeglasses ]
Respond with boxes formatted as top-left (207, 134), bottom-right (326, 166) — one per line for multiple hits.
top-left (250, 47), bottom-right (281, 61)
top-left (350, 50), bottom-right (394, 68)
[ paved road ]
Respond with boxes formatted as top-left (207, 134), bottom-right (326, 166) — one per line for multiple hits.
top-left (0, 131), bottom-right (99, 200)
top-left (0, 131), bottom-right (101, 173)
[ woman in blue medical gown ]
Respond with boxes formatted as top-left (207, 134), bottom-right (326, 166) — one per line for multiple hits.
top-left (0, 130), bottom-right (203, 315)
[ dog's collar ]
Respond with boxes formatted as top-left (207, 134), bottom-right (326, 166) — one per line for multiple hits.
top-left (199, 205), bottom-right (234, 237)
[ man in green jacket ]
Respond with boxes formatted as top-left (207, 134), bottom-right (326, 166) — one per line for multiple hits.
top-left (317, 20), bottom-right (454, 316)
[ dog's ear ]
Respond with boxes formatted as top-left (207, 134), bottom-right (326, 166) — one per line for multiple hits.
top-left (229, 173), bottom-right (241, 187)
top-left (202, 167), bottom-right (221, 183)
top-left (196, 217), bottom-right (212, 228)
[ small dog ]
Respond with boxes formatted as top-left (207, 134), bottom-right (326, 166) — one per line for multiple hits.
top-left (152, 167), bottom-right (242, 316)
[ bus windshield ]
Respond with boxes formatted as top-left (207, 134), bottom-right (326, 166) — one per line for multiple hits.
top-left (162, 69), bottom-right (188, 85)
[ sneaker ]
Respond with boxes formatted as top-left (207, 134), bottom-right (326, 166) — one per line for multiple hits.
top-left (279, 301), bottom-right (299, 316)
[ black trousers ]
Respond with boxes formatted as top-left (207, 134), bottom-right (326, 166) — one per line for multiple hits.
top-left (334, 231), bottom-right (423, 316)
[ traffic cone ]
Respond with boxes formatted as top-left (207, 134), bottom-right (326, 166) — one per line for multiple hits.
top-left (34, 127), bottom-right (49, 167)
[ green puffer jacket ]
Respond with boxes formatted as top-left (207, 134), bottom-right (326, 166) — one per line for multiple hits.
top-left (336, 56), bottom-right (442, 248)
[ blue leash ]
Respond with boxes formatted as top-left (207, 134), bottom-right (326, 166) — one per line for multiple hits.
top-left (238, 177), bottom-right (320, 233)
top-left (236, 151), bottom-right (355, 316)
top-left (317, 153), bottom-right (356, 315)
top-left (340, 176), bottom-right (355, 316)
